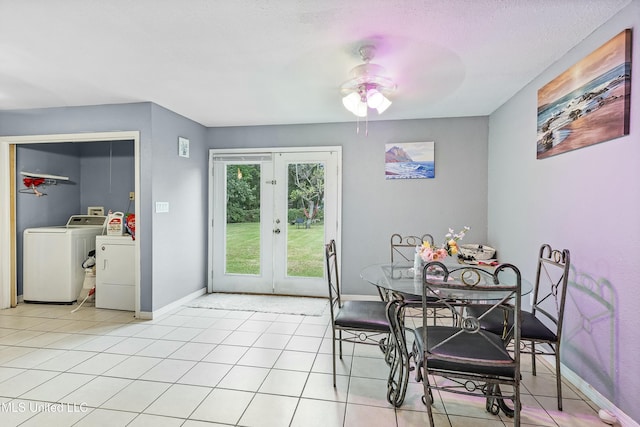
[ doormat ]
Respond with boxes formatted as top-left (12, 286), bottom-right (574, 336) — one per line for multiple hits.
top-left (185, 293), bottom-right (329, 316)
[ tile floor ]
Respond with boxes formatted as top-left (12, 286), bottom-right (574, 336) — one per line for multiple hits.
top-left (0, 300), bottom-right (606, 426)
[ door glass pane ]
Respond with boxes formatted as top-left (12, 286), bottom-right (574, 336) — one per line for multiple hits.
top-left (286, 162), bottom-right (325, 278)
top-left (226, 164), bottom-right (261, 275)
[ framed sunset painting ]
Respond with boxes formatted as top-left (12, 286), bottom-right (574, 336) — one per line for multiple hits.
top-left (537, 29), bottom-right (632, 159)
top-left (385, 141), bottom-right (435, 179)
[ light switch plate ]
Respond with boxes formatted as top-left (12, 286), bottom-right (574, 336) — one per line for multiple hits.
top-left (155, 202), bottom-right (169, 213)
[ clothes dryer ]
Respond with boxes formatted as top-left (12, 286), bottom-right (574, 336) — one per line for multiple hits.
top-left (23, 215), bottom-right (107, 303)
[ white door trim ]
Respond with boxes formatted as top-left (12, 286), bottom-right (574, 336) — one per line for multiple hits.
top-left (0, 131), bottom-right (141, 317)
top-left (208, 146), bottom-right (342, 295)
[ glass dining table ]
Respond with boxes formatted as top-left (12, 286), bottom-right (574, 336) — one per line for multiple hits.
top-left (360, 260), bottom-right (533, 409)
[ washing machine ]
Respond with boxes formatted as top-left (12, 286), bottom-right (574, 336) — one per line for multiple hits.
top-left (23, 215), bottom-right (107, 303)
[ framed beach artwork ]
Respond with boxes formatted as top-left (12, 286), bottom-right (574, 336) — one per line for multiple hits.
top-left (537, 29), bottom-right (632, 159)
top-left (385, 141), bottom-right (435, 179)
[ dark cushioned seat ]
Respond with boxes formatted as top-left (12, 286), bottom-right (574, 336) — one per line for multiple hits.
top-left (414, 326), bottom-right (516, 378)
top-left (466, 305), bottom-right (557, 342)
top-left (334, 300), bottom-right (390, 331)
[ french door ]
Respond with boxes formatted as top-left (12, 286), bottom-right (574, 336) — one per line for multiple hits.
top-left (209, 148), bottom-right (340, 297)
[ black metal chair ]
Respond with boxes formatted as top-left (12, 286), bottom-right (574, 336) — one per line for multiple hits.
top-left (413, 261), bottom-right (523, 425)
top-left (384, 233), bottom-right (434, 302)
top-left (325, 240), bottom-right (391, 387)
top-left (467, 244), bottom-right (570, 410)
top-left (390, 233), bottom-right (458, 326)
top-left (390, 233), bottom-right (434, 264)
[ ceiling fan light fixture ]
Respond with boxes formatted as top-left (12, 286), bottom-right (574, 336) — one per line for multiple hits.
top-left (340, 45), bottom-right (396, 122)
top-left (354, 100), bottom-right (368, 117)
top-left (366, 88), bottom-right (384, 109)
top-left (342, 92), bottom-right (361, 113)
top-left (375, 96), bottom-right (392, 114)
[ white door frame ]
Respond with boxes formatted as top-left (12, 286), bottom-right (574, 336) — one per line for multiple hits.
top-left (0, 131), bottom-right (141, 317)
top-left (208, 146), bottom-right (342, 295)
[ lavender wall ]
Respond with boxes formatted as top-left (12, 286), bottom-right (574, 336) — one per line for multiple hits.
top-left (488, 0), bottom-right (639, 421)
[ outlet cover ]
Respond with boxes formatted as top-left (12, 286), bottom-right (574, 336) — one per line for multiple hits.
top-left (155, 202), bottom-right (169, 213)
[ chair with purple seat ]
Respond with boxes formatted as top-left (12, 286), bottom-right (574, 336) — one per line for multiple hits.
top-left (467, 244), bottom-right (570, 410)
top-left (325, 239), bottom-right (390, 387)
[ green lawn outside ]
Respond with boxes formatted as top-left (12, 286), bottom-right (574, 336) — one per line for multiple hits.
top-left (226, 222), bottom-right (325, 277)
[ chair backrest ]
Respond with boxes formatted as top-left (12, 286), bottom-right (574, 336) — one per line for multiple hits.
top-left (325, 239), bottom-right (341, 320)
top-left (390, 233), bottom-right (434, 263)
top-left (422, 261), bottom-right (522, 364)
top-left (532, 244), bottom-right (570, 339)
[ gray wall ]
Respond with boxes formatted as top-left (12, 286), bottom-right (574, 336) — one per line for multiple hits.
top-left (208, 117), bottom-right (489, 294)
top-left (149, 103), bottom-right (208, 309)
top-left (0, 103), bottom-right (155, 310)
top-left (80, 141), bottom-right (135, 215)
top-left (15, 140), bottom-right (134, 296)
top-left (488, 0), bottom-right (639, 420)
top-left (1, 103), bottom-right (211, 313)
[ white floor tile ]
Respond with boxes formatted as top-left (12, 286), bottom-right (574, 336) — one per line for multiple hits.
top-left (68, 352), bottom-right (129, 375)
top-left (144, 383), bottom-right (210, 418)
top-left (132, 324), bottom-right (176, 339)
top-left (237, 347), bottom-right (282, 368)
top-left (100, 379), bottom-right (171, 412)
top-left (238, 393), bottom-right (298, 427)
top-left (0, 299), bottom-right (604, 427)
top-left (209, 318), bottom-right (245, 330)
top-left (201, 344), bottom-right (248, 364)
top-left (290, 398), bottom-right (346, 427)
top-left (0, 369), bottom-right (59, 397)
top-left (216, 365), bottom-right (270, 392)
top-left (34, 350), bottom-right (95, 371)
top-left (73, 335), bottom-right (126, 352)
top-left (161, 327), bottom-right (203, 341)
top-left (285, 335), bottom-right (322, 352)
top-left (273, 350), bottom-right (316, 372)
top-left (0, 346), bottom-right (37, 364)
top-left (102, 355), bottom-right (162, 379)
top-left (237, 319), bottom-right (272, 333)
top-left (252, 332), bottom-right (292, 349)
top-left (139, 358), bottom-right (196, 383)
top-left (221, 330), bottom-right (261, 346)
top-left (60, 376), bottom-right (132, 407)
top-left (190, 388), bottom-right (254, 424)
top-left (0, 366), bottom-right (25, 383)
top-left (344, 402), bottom-right (397, 427)
top-left (20, 372), bottom-right (94, 401)
top-left (135, 339), bottom-right (184, 358)
top-left (103, 337), bottom-right (155, 355)
top-left (258, 368), bottom-right (308, 396)
top-left (177, 361), bottom-right (231, 387)
top-left (347, 376), bottom-right (393, 407)
top-left (312, 352), bottom-right (352, 376)
top-left (17, 401), bottom-right (90, 426)
top-left (168, 342), bottom-right (216, 361)
top-left (294, 323), bottom-right (328, 337)
top-left (191, 328), bottom-right (232, 344)
top-left (128, 413), bottom-right (185, 427)
top-left (73, 407), bottom-right (137, 426)
top-left (3, 348), bottom-right (66, 369)
top-left (302, 372), bottom-right (349, 402)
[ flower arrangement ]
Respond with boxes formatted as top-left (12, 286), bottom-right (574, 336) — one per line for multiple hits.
top-left (418, 226), bottom-right (470, 262)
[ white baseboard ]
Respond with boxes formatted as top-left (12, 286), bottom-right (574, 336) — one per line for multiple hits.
top-left (341, 294), bottom-right (380, 301)
top-left (540, 356), bottom-right (638, 427)
top-left (138, 287), bottom-right (207, 320)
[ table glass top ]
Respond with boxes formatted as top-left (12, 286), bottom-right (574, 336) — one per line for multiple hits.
top-left (360, 260), bottom-right (533, 300)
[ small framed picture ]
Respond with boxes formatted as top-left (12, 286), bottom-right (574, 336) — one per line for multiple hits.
top-left (178, 137), bottom-right (190, 158)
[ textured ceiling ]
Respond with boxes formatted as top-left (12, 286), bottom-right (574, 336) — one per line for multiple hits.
top-left (0, 0), bottom-right (630, 127)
